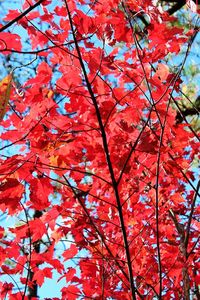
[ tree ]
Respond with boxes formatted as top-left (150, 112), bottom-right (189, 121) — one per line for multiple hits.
top-left (0, 0), bottom-right (199, 299)
top-left (160, 0), bottom-right (200, 15)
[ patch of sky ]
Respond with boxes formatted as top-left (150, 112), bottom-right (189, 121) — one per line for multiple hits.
top-left (39, 244), bottom-right (88, 298)
top-left (77, 2), bottom-right (95, 16)
top-left (1, 240), bottom-right (81, 298)
top-left (0, 141), bottom-right (27, 157)
top-left (55, 94), bottom-right (70, 115)
top-left (49, 192), bottom-right (62, 205)
top-left (139, 195), bottom-right (152, 208)
top-left (124, 82), bottom-right (135, 91)
top-left (80, 174), bottom-right (93, 185)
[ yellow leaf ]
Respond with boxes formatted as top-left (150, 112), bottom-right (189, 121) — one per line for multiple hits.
top-left (0, 74), bottom-right (12, 121)
top-left (182, 84), bottom-right (187, 94)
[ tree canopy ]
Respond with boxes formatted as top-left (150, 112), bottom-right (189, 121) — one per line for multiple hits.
top-left (0, 0), bottom-right (199, 299)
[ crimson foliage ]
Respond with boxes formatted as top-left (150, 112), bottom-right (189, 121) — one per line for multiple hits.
top-left (0, 0), bottom-right (199, 299)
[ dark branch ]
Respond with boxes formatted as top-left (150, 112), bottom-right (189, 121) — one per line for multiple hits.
top-left (0, 0), bottom-right (45, 32)
top-left (64, 1), bottom-right (139, 299)
top-left (176, 104), bottom-right (200, 124)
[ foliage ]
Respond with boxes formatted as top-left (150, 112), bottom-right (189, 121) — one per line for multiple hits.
top-left (0, 0), bottom-right (199, 299)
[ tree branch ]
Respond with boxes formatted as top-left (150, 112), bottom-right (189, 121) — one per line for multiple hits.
top-left (0, 0), bottom-right (45, 33)
top-left (64, 2), bottom-right (139, 299)
top-left (184, 180), bottom-right (200, 252)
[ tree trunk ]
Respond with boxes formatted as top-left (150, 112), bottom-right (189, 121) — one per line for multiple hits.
top-left (28, 210), bottom-right (43, 299)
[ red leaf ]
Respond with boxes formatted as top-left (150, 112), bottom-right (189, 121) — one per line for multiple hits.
top-left (61, 285), bottom-right (80, 299)
top-left (0, 32), bottom-right (22, 51)
top-left (3, 10), bottom-right (20, 21)
top-left (29, 177), bottom-right (53, 210)
top-left (63, 244), bottom-right (78, 261)
top-left (0, 178), bottom-right (24, 213)
top-left (32, 267), bottom-right (53, 287)
top-left (29, 218), bottom-right (47, 242)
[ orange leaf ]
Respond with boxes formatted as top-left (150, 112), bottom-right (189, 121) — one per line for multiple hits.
top-left (0, 74), bottom-right (12, 121)
top-left (156, 63), bottom-right (169, 81)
